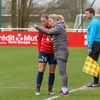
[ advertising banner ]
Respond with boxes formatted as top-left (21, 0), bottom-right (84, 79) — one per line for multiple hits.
top-left (0, 31), bottom-right (38, 46)
top-left (0, 31), bottom-right (87, 47)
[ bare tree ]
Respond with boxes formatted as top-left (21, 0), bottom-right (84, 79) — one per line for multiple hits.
top-left (2, 0), bottom-right (11, 14)
top-left (11, 0), bottom-right (17, 28)
top-left (17, 0), bottom-right (32, 28)
top-left (11, 0), bottom-right (33, 28)
top-left (6, 0), bottom-right (91, 28)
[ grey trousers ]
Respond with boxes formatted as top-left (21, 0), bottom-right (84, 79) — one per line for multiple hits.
top-left (57, 59), bottom-right (68, 88)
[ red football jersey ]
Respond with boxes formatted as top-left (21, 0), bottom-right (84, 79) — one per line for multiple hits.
top-left (37, 27), bottom-right (54, 54)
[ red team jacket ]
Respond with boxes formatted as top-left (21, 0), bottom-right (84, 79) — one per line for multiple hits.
top-left (37, 26), bottom-right (54, 54)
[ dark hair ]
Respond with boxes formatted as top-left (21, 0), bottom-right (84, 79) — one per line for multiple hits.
top-left (85, 8), bottom-right (95, 15)
top-left (41, 14), bottom-right (48, 19)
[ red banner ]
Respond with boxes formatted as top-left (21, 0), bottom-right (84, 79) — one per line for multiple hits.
top-left (68, 32), bottom-right (87, 47)
top-left (0, 31), bottom-right (87, 47)
top-left (0, 31), bottom-right (38, 46)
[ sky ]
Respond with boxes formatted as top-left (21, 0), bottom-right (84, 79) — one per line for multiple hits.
top-left (87, 0), bottom-right (100, 8)
top-left (33, 0), bottom-right (100, 8)
top-left (33, 0), bottom-right (57, 6)
top-left (33, 0), bottom-right (50, 5)
top-left (33, 0), bottom-right (52, 3)
top-left (2, 0), bottom-right (100, 9)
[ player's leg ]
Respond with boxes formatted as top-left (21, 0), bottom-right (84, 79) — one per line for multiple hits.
top-left (56, 58), bottom-right (69, 96)
top-left (35, 52), bottom-right (47, 95)
top-left (48, 65), bottom-right (56, 94)
top-left (48, 54), bottom-right (57, 94)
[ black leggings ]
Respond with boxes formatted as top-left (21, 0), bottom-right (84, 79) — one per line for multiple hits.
top-left (89, 42), bottom-right (100, 84)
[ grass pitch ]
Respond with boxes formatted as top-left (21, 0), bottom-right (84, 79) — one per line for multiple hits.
top-left (0, 47), bottom-right (100, 100)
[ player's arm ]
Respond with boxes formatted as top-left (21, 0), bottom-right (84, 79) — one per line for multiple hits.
top-left (34, 25), bottom-right (61, 36)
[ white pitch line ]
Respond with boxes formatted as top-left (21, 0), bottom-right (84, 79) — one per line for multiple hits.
top-left (45, 85), bottom-right (88, 100)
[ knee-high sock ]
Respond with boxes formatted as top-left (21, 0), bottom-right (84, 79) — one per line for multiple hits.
top-left (48, 73), bottom-right (55, 92)
top-left (36, 71), bottom-right (44, 91)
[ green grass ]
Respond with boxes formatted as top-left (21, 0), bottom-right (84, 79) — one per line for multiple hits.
top-left (0, 47), bottom-right (100, 100)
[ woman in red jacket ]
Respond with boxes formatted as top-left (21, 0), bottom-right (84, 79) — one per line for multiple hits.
top-left (35, 14), bottom-right (56, 95)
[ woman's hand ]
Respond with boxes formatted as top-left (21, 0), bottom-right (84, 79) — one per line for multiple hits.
top-left (33, 24), bottom-right (38, 28)
top-left (28, 24), bottom-right (38, 28)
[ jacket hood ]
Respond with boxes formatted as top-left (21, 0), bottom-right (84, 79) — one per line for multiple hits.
top-left (55, 21), bottom-right (66, 28)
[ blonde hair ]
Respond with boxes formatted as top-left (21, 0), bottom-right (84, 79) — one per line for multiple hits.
top-left (49, 14), bottom-right (66, 28)
top-left (58, 15), bottom-right (66, 28)
top-left (49, 14), bottom-right (65, 22)
top-left (49, 14), bottom-right (59, 21)
top-left (58, 15), bottom-right (64, 22)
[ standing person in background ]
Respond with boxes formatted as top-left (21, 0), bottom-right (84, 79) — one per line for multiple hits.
top-left (33, 14), bottom-right (69, 96)
top-left (35, 14), bottom-right (56, 95)
top-left (85, 8), bottom-right (100, 87)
